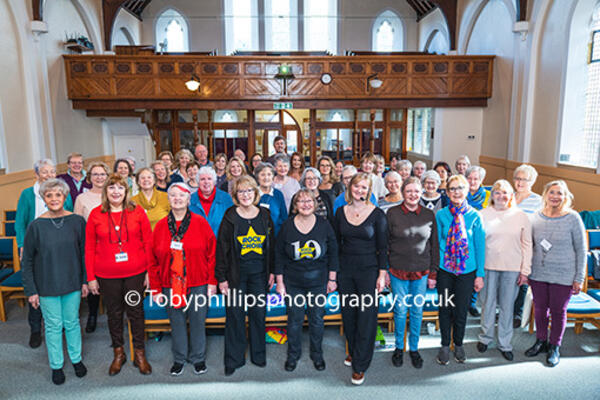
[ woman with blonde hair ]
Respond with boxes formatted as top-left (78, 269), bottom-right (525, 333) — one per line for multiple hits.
top-left (478, 179), bottom-right (531, 361)
top-left (131, 167), bottom-right (170, 229)
top-left (317, 155), bottom-right (344, 200)
top-left (86, 174), bottom-right (153, 376)
top-left (219, 156), bottom-right (248, 194)
top-left (173, 149), bottom-right (194, 181)
top-left (524, 180), bottom-right (586, 367)
top-left (213, 153), bottom-right (228, 188)
top-left (334, 172), bottom-right (388, 385)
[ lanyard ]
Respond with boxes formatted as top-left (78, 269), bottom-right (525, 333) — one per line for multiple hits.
top-left (107, 210), bottom-right (128, 250)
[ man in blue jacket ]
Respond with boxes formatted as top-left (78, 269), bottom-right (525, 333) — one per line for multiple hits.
top-left (189, 166), bottom-right (234, 235)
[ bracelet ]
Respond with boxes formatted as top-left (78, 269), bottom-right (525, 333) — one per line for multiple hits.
top-left (328, 279), bottom-right (337, 283)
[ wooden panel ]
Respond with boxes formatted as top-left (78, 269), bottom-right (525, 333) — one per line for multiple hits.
top-left (287, 79), bottom-right (326, 97)
top-left (116, 78), bottom-right (154, 96)
top-left (451, 77), bottom-right (488, 94)
top-left (411, 78), bottom-right (448, 95)
top-left (201, 79), bottom-right (240, 97)
top-left (69, 78), bottom-right (112, 96)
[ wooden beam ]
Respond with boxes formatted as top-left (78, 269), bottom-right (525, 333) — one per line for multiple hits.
top-left (429, 0), bottom-right (457, 50)
top-left (102, 0), bottom-right (129, 51)
top-left (86, 110), bottom-right (143, 118)
top-left (32, 0), bottom-right (45, 21)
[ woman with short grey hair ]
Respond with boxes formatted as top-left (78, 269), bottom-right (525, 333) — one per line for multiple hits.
top-left (291, 167), bottom-right (334, 225)
top-left (22, 178), bottom-right (88, 384)
top-left (412, 160), bottom-right (427, 180)
top-left (273, 154), bottom-right (301, 211)
top-left (455, 155), bottom-right (471, 176)
top-left (378, 171), bottom-right (403, 213)
top-left (420, 170), bottom-right (448, 213)
top-left (395, 159), bottom-right (413, 181)
top-left (465, 166), bottom-right (490, 210)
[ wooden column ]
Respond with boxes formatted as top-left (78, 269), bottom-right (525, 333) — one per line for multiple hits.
top-left (309, 109), bottom-right (317, 166)
top-left (248, 110), bottom-right (256, 158)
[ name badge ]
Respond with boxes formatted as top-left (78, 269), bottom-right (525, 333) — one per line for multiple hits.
top-left (540, 239), bottom-right (552, 252)
top-left (171, 241), bottom-right (183, 251)
top-left (115, 252), bottom-right (129, 263)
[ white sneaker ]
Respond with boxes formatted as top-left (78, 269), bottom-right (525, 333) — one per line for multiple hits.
top-left (351, 372), bottom-right (365, 385)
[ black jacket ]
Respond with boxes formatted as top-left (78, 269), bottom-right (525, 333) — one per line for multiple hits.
top-left (215, 205), bottom-right (275, 289)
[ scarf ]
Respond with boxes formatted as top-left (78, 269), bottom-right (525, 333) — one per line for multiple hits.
top-left (467, 186), bottom-right (489, 210)
top-left (168, 210), bottom-right (192, 308)
top-left (444, 201), bottom-right (470, 275)
top-left (136, 188), bottom-right (158, 210)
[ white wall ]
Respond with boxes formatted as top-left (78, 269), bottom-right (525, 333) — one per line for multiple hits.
top-left (432, 108), bottom-right (483, 166)
top-left (418, 8), bottom-right (449, 53)
top-left (113, 8), bottom-right (142, 47)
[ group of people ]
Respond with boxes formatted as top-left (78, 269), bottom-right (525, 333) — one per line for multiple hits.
top-left (16, 138), bottom-right (587, 386)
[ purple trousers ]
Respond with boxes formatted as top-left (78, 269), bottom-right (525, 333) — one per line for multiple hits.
top-left (529, 279), bottom-right (572, 346)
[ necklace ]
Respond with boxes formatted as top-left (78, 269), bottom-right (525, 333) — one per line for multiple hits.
top-left (50, 216), bottom-right (65, 229)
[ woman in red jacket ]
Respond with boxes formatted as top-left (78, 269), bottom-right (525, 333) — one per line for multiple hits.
top-left (149, 183), bottom-right (217, 376)
top-left (86, 174), bottom-right (153, 376)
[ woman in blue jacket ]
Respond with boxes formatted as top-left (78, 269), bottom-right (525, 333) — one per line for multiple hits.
top-left (255, 162), bottom-right (288, 235)
top-left (189, 166), bottom-right (234, 236)
top-left (433, 174), bottom-right (485, 365)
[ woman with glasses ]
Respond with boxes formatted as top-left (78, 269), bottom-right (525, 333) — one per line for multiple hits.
top-left (291, 168), bottom-right (334, 226)
top-left (420, 170), bottom-right (448, 213)
top-left (434, 174), bottom-right (485, 365)
top-left (275, 189), bottom-right (338, 372)
top-left (255, 162), bottom-right (288, 235)
top-left (378, 171), bottom-right (403, 213)
top-left (131, 168), bottom-right (170, 230)
top-left (317, 156), bottom-right (344, 201)
top-left (216, 175), bottom-right (275, 376)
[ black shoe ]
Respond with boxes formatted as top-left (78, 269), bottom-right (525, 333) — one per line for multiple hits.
top-left (251, 360), bottom-right (266, 368)
top-left (29, 331), bottom-right (42, 349)
top-left (284, 359), bottom-right (297, 372)
top-left (313, 359), bottom-right (326, 371)
top-left (194, 362), bottom-right (207, 375)
top-left (409, 351), bottom-right (423, 369)
top-left (546, 345), bottom-right (560, 367)
top-left (468, 307), bottom-right (480, 317)
top-left (477, 342), bottom-right (488, 353)
top-left (525, 339), bottom-right (549, 357)
top-left (52, 369), bottom-right (65, 385)
top-left (513, 317), bottom-right (522, 329)
top-left (224, 366), bottom-right (235, 376)
top-left (73, 361), bottom-right (87, 377)
top-left (500, 350), bottom-right (514, 361)
top-left (170, 362), bottom-right (184, 376)
top-left (85, 315), bottom-right (97, 333)
top-left (391, 348), bottom-right (403, 367)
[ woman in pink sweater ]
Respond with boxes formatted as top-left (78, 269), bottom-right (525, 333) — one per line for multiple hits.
top-left (477, 180), bottom-right (532, 361)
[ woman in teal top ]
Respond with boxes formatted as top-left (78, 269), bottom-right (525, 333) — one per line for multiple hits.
top-left (433, 174), bottom-right (485, 366)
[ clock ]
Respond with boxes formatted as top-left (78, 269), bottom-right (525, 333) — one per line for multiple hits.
top-left (320, 73), bottom-right (332, 85)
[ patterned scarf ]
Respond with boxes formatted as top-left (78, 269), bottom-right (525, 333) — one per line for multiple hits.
top-left (467, 186), bottom-right (488, 210)
top-left (444, 201), bottom-right (470, 275)
top-left (168, 210), bottom-right (192, 308)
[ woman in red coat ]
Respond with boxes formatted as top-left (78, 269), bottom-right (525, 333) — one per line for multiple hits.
top-left (149, 183), bottom-right (217, 376)
top-left (86, 174), bottom-right (153, 376)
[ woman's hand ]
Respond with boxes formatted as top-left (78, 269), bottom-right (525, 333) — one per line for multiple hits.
top-left (572, 281), bottom-right (582, 295)
top-left (517, 274), bottom-right (528, 286)
top-left (276, 281), bottom-right (286, 297)
top-left (28, 295), bottom-right (40, 309)
top-left (384, 272), bottom-right (391, 288)
top-left (88, 280), bottom-right (100, 295)
top-left (376, 270), bottom-right (387, 293)
top-left (219, 281), bottom-right (229, 295)
top-left (474, 277), bottom-right (484, 292)
top-left (268, 273), bottom-right (275, 290)
top-left (81, 284), bottom-right (89, 298)
top-left (327, 280), bottom-right (337, 294)
top-left (207, 284), bottom-right (217, 298)
top-left (427, 279), bottom-right (436, 289)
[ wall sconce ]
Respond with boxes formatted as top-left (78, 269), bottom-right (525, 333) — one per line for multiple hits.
top-left (185, 74), bottom-right (201, 92)
top-left (366, 73), bottom-right (383, 92)
top-left (275, 64), bottom-right (295, 96)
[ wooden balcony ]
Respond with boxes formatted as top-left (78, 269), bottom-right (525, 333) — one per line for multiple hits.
top-left (63, 54), bottom-right (494, 111)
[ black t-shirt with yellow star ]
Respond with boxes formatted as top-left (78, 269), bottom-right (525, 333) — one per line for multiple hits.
top-left (274, 216), bottom-right (339, 288)
top-left (234, 213), bottom-right (267, 275)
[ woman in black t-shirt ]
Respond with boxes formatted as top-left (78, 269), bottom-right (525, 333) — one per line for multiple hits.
top-left (275, 189), bottom-right (339, 372)
top-left (215, 175), bottom-right (275, 377)
top-left (334, 172), bottom-right (388, 386)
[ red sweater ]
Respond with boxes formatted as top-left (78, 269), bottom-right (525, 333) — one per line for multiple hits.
top-left (85, 205), bottom-right (153, 280)
top-left (149, 213), bottom-right (217, 292)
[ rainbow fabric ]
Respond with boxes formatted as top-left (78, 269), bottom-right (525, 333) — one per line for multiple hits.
top-left (443, 202), bottom-right (470, 275)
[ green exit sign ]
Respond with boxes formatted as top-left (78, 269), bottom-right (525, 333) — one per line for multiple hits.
top-left (273, 102), bottom-right (293, 110)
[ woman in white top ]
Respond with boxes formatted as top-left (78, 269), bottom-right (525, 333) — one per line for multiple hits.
top-left (273, 154), bottom-right (301, 211)
top-left (73, 161), bottom-right (109, 333)
top-left (478, 180), bottom-right (531, 361)
top-left (378, 171), bottom-right (403, 213)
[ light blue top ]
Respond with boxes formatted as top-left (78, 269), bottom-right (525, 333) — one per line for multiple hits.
top-left (189, 188), bottom-right (234, 236)
top-left (436, 206), bottom-right (486, 277)
top-left (517, 192), bottom-right (542, 215)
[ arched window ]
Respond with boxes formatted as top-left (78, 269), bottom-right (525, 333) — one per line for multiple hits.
top-left (559, 2), bottom-right (600, 169)
top-left (304, 0), bottom-right (337, 54)
top-left (155, 9), bottom-right (189, 52)
top-left (224, 0), bottom-right (259, 54)
top-left (372, 10), bottom-right (403, 51)
top-left (265, 0), bottom-right (298, 51)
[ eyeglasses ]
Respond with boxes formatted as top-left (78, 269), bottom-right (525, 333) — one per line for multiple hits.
top-left (237, 189), bottom-right (254, 196)
top-left (305, 177), bottom-right (319, 181)
top-left (297, 199), bottom-right (314, 204)
top-left (514, 177), bottom-right (530, 182)
top-left (447, 186), bottom-right (466, 193)
top-left (320, 164), bottom-right (331, 169)
top-left (91, 173), bottom-right (107, 178)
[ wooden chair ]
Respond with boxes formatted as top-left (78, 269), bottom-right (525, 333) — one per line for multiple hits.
top-left (0, 238), bottom-right (25, 322)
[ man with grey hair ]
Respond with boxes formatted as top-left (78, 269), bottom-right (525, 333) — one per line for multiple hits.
top-left (332, 165), bottom-right (378, 214)
top-left (233, 149), bottom-right (246, 162)
top-left (189, 166), bottom-right (233, 235)
top-left (15, 159), bottom-right (73, 349)
top-left (57, 152), bottom-right (92, 204)
top-left (195, 144), bottom-right (213, 167)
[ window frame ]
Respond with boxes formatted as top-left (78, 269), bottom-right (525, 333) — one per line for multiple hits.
top-left (224, 0), bottom-right (260, 54)
top-left (371, 10), bottom-right (404, 52)
top-left (155, 8), bottom-right (190, 52)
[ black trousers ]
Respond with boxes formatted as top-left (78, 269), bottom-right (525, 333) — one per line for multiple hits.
top-left (285, 282), bottom-right (326, 363)
top-left (28, 303), bottom-right (42, 333)
top-left (87, 294), bottom-right (100, 318)
top-left (97, 272), bottom-right (146, 349)
top-left (338, 266), bottom-right (379, 374)
top-left (224, 272), bottom-right (266, 369)
top-left (437, 269), bottom-right (475, 347)
top-left (513, 284), bottom-right (528, 318)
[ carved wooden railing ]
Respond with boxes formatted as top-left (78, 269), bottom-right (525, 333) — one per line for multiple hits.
top-left (63, 55), bottom-right (494, 109)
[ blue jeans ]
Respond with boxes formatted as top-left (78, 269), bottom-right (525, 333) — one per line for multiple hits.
top-left (39, 290), bottom-right (82, 369)
top-left (390, 274), bottom-right (428, 351)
